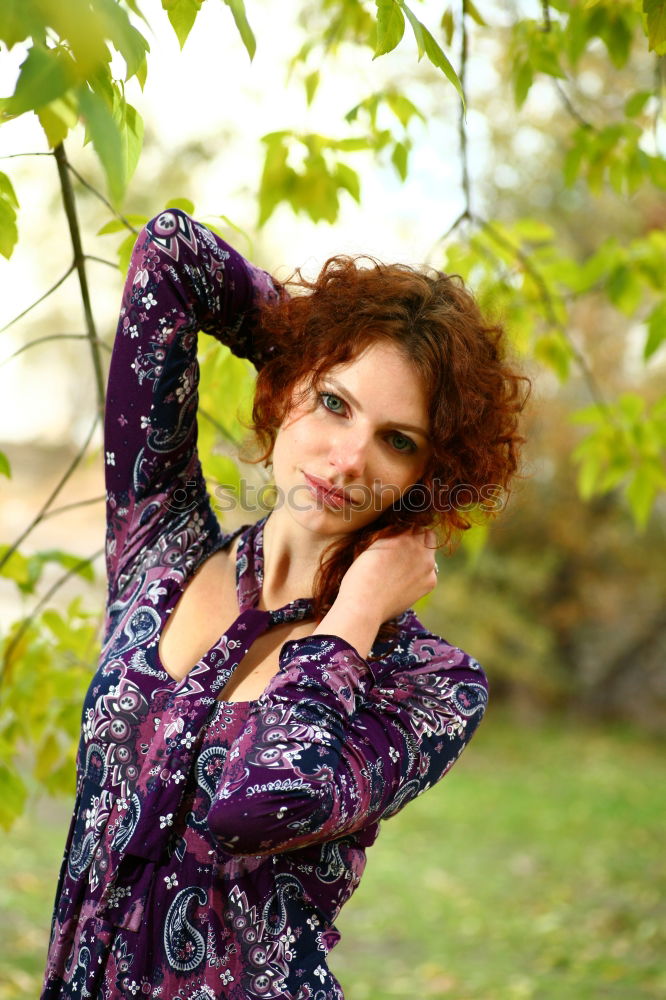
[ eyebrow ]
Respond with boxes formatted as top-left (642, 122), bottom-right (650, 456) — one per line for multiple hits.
top-left (323, 377), bottom-right (431, 440)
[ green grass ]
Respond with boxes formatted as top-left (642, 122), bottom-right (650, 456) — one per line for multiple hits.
top-left (1, 709), bottom-right (663, 999)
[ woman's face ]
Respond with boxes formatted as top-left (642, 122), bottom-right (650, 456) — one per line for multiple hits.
top-left (269, 340), bottom-right (432, 534)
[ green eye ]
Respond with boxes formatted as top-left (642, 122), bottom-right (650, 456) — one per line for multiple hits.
top-left (319, 392), bottom-right (345, 413)
top-left (391, 434), bottom-right (416, 453)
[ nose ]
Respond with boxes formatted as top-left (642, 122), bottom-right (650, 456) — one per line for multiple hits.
top-left (327, 424), bottom-right (370, 481)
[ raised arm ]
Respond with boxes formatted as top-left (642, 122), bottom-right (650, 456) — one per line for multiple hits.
top-left (103, 209), bottom-right (283, 598)
top-left (206, 631), bottom-right (489, 857)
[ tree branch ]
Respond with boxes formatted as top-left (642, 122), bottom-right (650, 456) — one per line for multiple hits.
top-left (199, 406), bottom-right (243, 447)
top-left (477, 216), bottom-right (612, 414)
top-left (41, 496), bottom-right (105, 521)
top-left (654, 54), bottom-right (664, 155)
top-left (0, 152), bottom-right (55, 160)
top-left (553, 80), bottom-right (594, 130)
top-left (458, 0), bottom-right (472, 217)
top-left (0, 547), bottom-right (105, 684)
top-left (0, 414), bottom-right (100, 574)
top-left (0, 333), bottom-right (111, 369)
top-left (53, 143), bottom-right (106, 417)
top-left (65, 160), bottom-right (139, 234)
top-left (0, 265), bottom-right (76, 335)
top-left (85, 255), bottom-right (118, 269)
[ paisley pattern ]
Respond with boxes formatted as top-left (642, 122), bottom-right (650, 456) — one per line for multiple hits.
top-left (41, 209), bottom-right (488, 999)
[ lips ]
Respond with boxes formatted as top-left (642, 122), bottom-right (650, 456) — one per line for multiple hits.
top-left (303, 472), bottom-right (356, 508)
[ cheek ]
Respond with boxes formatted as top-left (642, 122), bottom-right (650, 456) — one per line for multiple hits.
top-left (273, 414), bottom-right (318, 461)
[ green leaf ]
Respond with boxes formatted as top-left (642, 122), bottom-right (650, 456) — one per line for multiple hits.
top-left (618, 392), bottom-right (645, 424)
top-left (332, 136), bottom-right (374, 152)
top-left (607, 264), bottom-right (642, 315)
top-left (513, 60), bottom-right (533, 108)
top-left (113, 96), bottom-right (144, 186)
top-left (422, 21), bottom-right (464, 104)
top-left (97, 213), bottom-right (147, 236)
top-left (464, 0), bottom-right (487, 27)
top-left (625, 464), bottom-right (658, 529)
top-left (569, 404), bottom-right (607, 428)
top-left (305, 70), bottom-right (320, 106)
top-left (0, 451), bottom-right (10, 478)
top-left (0, 170), bottom-right (18, 260)
top-left (441, 8), bottom-right (454, 46)
top-left (534, 331), bottom-right (572, 381)
top-left (223, 0), bottom-right (256, 60)
top-left (164, 197), bottom-right (196, 214)
top-left (575, 443), bottom-right (606, 501)
top-left (0, 763), bottom-right (27, 831)
top-left (35, 731), bottom-right (63, 781)
top-left (97, 0), bottom-right (150, 79)
top-left (30, 549), bottom-right (96, 584)
top-left (258, 134), bottom-right (293, 227)
top-left (77, 84), bottom-right (125, 205)
top-left (624, 90), bottom-right (652, 117)
top-left (37, 93), bottom-right (79, 147)
top-left (391, 140), bottom-right (409, 180)
top-left (162, 0), bottom-right (202, 48)
top-left (3, 44), bottom-right (76, 117)
top-left (0, 0), bottom-right (43, 48)
top-left (117, 231), bottom-right (138, 274)
top-left (0, 546), bottom-right (31, 588)
top-left (334, 161), bottom-right (361, 202)
top-left (644, 300), bottom-right (666, 360)
top-left (374, 0), bottom-right (405, 57)
top-left (642, 0), bottom-right (666, 54)
top-left (604, 11), bottom-right (634, 67)
top-left (135, 54), bottom-right (148, 90)
top-left (401, 3), bottom-right (426, 59)
top-left (385, 92), bottom-right (426, 126)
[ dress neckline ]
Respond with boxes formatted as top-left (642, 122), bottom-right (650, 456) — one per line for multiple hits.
top-left (235, 513), bottom-right (315, 623)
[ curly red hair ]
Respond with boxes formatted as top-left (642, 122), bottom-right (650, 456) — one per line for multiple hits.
top-left (238, 255), bottom-right (531, 646)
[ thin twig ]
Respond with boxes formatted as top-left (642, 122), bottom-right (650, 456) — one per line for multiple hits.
top-left (41, 496), bottom-right (105, 521)
top-left (553, 80), bottom-right (594, 130)
top-left (478, 216), bottom-right (612, 413)
top-left (539, 1), bottom-right (594, 130)
top-left (0, 152), bottom-right (55, 160)
top-left (0, 414), bottom-right (100, 574)
top-left (458, 0), bottom-right (471, 216)
top-left (65, 160), bottom-right (139, 234)
top-left (0, 265), bottom-right (76, 335)
top-left (0, 333), bottom-right (110, 369)
top-left (654, 55), bottom-right (664, 154)
top-left (0, 548), bottom-right (105, 684)
top-left (199, 406), bottom-right (242, 447)
top-left (424, 210), bottom-right (470, 265)
top-left (424, 3), bottom-right (472, 265)
top-left (85, 255), bottom-right (118, 269)
top-left (53, 144), bottom-right (106, 416)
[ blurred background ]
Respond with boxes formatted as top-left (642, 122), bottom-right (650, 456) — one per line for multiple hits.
top-left (1, 0), bottom-right (664, 997)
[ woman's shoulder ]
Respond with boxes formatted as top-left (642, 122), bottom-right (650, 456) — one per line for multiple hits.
top-left (371, 608), bottom-right (488, 689)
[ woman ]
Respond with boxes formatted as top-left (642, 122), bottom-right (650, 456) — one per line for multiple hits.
top-left (42, 208), bottom-right (527, 999)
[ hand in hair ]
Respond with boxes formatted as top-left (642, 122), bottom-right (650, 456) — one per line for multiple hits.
top-left (338, 526), bottom-right (440, 624)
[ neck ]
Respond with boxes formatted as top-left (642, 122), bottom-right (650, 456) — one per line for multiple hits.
top-left (260, 509), bottom-right (343, 608)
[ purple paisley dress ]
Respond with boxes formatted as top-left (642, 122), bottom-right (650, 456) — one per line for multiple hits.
top-left (41, 209), bottom-right (489, 1000)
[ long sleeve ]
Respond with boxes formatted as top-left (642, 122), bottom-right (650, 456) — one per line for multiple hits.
top-left (207, 631), bottom-right (488, 856)
top-left (103, 209), bottom-right (283, 600)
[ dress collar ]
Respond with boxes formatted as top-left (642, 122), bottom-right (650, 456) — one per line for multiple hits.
top-left (235, 513), bottom-right (315, 622)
